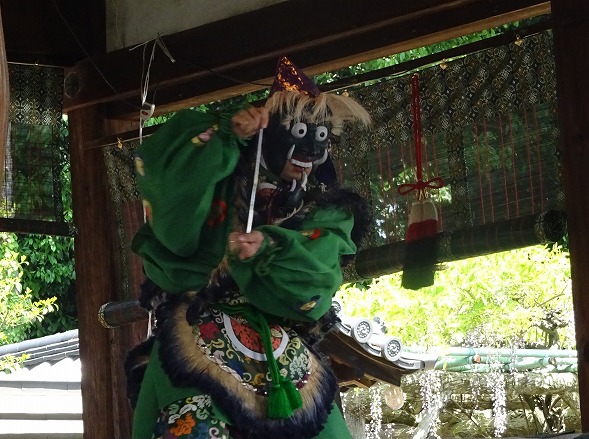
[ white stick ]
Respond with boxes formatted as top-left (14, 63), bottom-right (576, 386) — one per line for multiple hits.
top-left (246, 129), bottom-right (264, 233)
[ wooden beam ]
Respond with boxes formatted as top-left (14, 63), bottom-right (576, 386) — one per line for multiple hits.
top-left (63, 0), bottom-right (550, 117)
top-left (551, 0), bottom-right (589, 431)
top-left (86, 17), bottom-right (552, 148)
top-left (0, 219), bottom-right (71, 236)
top-left (68, 105), bottom-right (117, 439)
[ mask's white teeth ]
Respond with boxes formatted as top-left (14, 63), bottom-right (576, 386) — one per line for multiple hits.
top-left (301, 171), bottom-right (308, 189)
top-left (290, 159), bottom-right (312, 168)
top-left (287, 144), bottom-right (295, 160)
top-left (313, 149), bottom-right (328, 165)
top-left (289, 173), bottom-right (308, 192)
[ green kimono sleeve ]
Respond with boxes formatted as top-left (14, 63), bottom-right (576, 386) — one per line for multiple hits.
top-left (132, 109), bottom-right (241, 293)
top-left (228, 207), bottom-right (356, 322)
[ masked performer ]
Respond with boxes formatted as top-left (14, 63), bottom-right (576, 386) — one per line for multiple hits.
top-left (127, 57), bottom-right (371, 439)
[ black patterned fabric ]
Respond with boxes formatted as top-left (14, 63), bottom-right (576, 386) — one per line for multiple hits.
top-left (1, 64), bottom-right (68, 232)
top-left (334, 31), bottom-right (563, 249)
top-left (103, 139), bottom-right (144, 298)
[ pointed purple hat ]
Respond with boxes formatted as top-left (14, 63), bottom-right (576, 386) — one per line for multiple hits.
top-left (270, 56), bottom-right (321, 97)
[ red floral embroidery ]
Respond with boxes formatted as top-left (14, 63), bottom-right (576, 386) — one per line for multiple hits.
top-left (191, 125), bottom-right (219, 146)
top-left (309, 229), bottom-right (321, 240)
top-left (197, 127), bottom-right (215, 142)
top-left (199, 321), bottom-right (221, 341)
top-left (301, 228), bottom-right (321, 240)
top-left (231, 318), bottom-right (282, 351)
top-left (231, 320), bottom-right (263, 351)
top-left (207, 199), bottom-right (227, 226)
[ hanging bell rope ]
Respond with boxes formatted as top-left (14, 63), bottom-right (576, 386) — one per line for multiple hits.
top-left (397, 73), bottom-right (445, 290)
top-left (397, 74), bottom-right (444, 198)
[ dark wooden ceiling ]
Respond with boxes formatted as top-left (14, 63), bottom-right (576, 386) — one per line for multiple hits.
top-left (2, 0), bottom-right (551, 121)
top-left (62, 0), bottom-right (551, 119)
top-left (0, 0), bottom-right (105, 66)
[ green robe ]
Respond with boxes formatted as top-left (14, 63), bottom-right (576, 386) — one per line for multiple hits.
top-left (130, 109), bottom-right (356, 439)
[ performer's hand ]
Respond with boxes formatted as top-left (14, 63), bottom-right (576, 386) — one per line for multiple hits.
top-left (231, 107), bottom-right (269, 138)
top-left (228, 231), bottom-right (264, 260)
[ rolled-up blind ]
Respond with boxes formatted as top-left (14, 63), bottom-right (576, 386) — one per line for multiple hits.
top-left (0, 6), bottom-right (8, 188)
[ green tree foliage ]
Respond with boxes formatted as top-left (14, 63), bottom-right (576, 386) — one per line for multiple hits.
top-left (338, 244), bottom-right (573, 350)
top-left (12, 118), bottom-right (77, 339)
top-left (0, 233), bottom-right (56, 346)
top-left (0, 117), bottom-right (78, 341)
top-left (17, 234), bottom-right (76, 338)
top-left (16, 119), bottom-right (77, 339)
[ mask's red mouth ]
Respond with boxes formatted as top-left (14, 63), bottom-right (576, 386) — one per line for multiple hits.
top-left (287, 144), bottom-right (320, 168)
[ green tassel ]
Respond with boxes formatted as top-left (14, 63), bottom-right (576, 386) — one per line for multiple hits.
top-left (267, 382), bottom-right (295, 419)
top-left (216, 304), bottom-right (303, 418)
top-left (281, 377), bottom-right (302, 410)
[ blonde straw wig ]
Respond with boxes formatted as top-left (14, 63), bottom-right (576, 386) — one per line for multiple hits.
top-left (264, 90), bottom-right (371, 135)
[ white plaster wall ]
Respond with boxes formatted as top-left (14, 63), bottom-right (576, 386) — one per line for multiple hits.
top-left (106, 0), bottom-right (287, 51)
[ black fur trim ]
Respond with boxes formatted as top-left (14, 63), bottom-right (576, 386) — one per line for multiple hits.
top-left (290, 306), bottom-right (341, 347)
top-left (184, 292), bottom-right (209, 326)
top-left (157, 300), bottom-right (338, 439)
top-left (138, 277), bottom-right (165, 311)
top-left (124, 336), bottom-right (156, 408)
top-left (186, 269), bottom-right (239, 324)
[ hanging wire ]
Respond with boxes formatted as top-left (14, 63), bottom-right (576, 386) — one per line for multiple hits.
top-left (179, 57), bottom-right (272, 88)
top-left (52, 0), bottom-right (140, 112)
top-left (127, 33), bottom-right (177, 143)
top-left (52, 0), bottom-right (272, 113)
top-left (130, 38), bottom-right (158, 144)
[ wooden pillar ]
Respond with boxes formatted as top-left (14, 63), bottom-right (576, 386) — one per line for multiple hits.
top-left (68, 105), bottom-right (118, 439)
top-left (0, 5), bottom-right (8, 184)
top-left (69, 107), bottom-right (145, 438)
top-left (551, 0), bottom-right (589, 431)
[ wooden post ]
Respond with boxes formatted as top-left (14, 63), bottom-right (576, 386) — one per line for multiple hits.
top-left (0, 5), bottom-right (9, 185)
top-left (68, 105), bottom-right (117, 439)
top-left (551, 0), bottom-right (589, 431)
top-left (69, 108), bottom-right (145, 438)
